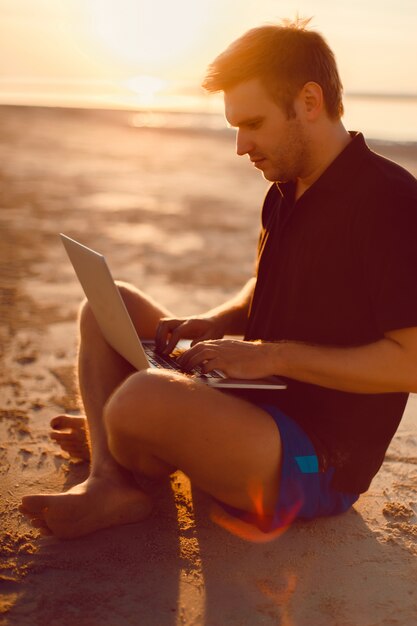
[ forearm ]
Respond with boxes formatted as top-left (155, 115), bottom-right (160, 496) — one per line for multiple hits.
top-left (206, 277), bottom-right (256, 335)
top-left (270, 337), bottom-right (417, 394)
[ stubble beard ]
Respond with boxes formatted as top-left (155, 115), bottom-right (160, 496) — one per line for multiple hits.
top-left (266, 118), bottom-right (310, 183)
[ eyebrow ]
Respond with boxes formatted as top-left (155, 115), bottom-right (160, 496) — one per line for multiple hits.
top-left (228, 115), bottom-right (264, 129)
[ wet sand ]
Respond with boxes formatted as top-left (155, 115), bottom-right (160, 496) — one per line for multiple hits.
top-left (0, 105), bottom-right (416, 625)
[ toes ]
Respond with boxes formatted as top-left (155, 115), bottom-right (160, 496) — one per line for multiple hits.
top-left (50, 432), bottom-right (83, 451)
top-left (60, 445), bottom-right (83, 458)
top-left (50, 432), bottom-right (73, 443)
top-left (19, 501), bottom-right (52, 535)
top-left (49, 431), bottom-right (89, 460)
top-left (50, 433), bottom-right (73, 452)
top-left (50, 415), bottom-right (84, 430)
top-left (26, 514), bottom-right (52, 535)
top-left (50, 432), bottom-right (84, 447)
top-left (50, 415), bottom-right (72, 430)
top-left (31, 517), bottom-right (50, 530)
top-left (21, 495), bottom-right (52, 514)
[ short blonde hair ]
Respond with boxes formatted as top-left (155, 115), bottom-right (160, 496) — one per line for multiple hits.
top-left (202, 19), bottom-right (344, 120)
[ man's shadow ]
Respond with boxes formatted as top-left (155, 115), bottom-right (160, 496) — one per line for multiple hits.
top-left (8, 460), bottom-right (416, 625)
top-left (7, 463), bottom-right (183, 626)
top-left (191, 486), bottom-right (417, 626)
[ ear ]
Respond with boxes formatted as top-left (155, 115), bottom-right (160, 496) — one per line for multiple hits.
top-left (298, 82), bottom-right (324, 120)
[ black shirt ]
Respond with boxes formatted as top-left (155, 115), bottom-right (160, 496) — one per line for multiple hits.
top-left (244, 132), bottom-right (417, 493)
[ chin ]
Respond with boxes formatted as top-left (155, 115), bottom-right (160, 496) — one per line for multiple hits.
top-left (262, 170), bottom-right (283, 183)
top-left (259, 168), bottom-right (274, 181)
top-left (258, 164), bottom-right (283, 182)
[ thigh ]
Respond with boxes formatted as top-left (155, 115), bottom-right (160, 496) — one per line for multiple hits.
top-left (105, 369), bottom-right (282, 516)
top-left (115, 281), bottom-right (173, 339)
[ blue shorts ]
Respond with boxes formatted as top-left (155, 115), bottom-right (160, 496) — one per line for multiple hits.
top-left (220, 405), bottom-right (359, 532)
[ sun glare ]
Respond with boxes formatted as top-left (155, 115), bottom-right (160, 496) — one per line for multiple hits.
top-left (86, 0), bottom-right (210, 73)
top-left (125, 75), bottom-right (167, 106)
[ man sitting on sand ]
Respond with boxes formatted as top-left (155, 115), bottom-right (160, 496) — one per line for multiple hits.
top-left (21, 19), bottom-right (417, 539)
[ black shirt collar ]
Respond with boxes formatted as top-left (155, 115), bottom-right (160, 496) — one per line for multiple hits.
top-left (277, 132), bottom-right (370, 203)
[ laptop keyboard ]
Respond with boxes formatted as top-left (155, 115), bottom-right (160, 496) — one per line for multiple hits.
top-left (143, 344), bottom-right (182, 370)
top-left (142, 343), bottom-right (223, 379)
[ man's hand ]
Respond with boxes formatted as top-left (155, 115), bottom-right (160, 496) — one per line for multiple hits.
top-left (177, 338), bottom-right (275, 379)
top-left (155, 316), bottom-right (227, 355)
top-left (155, 277), bottom-right (256, 355)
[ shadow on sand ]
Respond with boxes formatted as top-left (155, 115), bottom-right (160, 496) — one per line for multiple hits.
top-left (191, 487), bottom-right (417, 626)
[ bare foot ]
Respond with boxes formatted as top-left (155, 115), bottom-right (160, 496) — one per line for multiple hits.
top-left (50, 414), bottom-right (90, 462)
top-left (20, 472), bottom-right (153, 539)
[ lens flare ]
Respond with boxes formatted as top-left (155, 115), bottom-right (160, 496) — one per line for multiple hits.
top-left (210, 480), bottom-right (303, 543)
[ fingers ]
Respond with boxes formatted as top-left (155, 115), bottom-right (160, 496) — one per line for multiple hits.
top-left (163, 324), bottom-right (189, 355)
top-left (155, 317), bottom-right (223, 355)
top-left (155, 318), bottom-right (196, 355)
top-left (190, 329), bottom-right (218, 347)
top-left (177, 342), bottom-right (218, 373)
top-left (155, 318), bottom-right (183, 353)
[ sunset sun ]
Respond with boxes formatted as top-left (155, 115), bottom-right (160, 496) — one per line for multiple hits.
top-left (87, 0), bottom-right (210, 72)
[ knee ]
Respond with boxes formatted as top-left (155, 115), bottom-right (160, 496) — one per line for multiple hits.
top-left (104, 370), bottom-right (143, 438)
top-left (103, 370), bottom-right (145, 465)
top-left (103, 369), bottom-right (186, 442)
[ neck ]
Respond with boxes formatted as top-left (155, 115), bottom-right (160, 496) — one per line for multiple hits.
top-left (295, 122), bottom-right (352, 201)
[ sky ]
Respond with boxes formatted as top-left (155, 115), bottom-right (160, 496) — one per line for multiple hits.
top-left (0, 0), bottom-right (416, 109)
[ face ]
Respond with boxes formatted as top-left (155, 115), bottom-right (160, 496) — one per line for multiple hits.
top-left (224, 78), bottom-right (310, 183)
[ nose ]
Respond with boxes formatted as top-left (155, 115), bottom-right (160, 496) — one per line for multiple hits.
top-left (236, 129), bottom-right (254, 156)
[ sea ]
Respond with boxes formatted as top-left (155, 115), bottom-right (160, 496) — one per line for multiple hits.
top-left (0, 87), bottom-right (416, 144)
top-left (129, 94), bottom-right (417, 144)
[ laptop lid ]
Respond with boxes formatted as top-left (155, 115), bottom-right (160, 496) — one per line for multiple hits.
top-left (60, 233), bottom-right (150, 371)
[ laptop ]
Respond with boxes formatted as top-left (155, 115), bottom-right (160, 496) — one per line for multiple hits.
top-left (60, 234), bottom-right (286, 390)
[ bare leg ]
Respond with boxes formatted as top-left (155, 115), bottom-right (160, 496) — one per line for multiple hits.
top-left (21, 283), bottom-right (282, 538)
top-left (21, 283), bottom-right (173, 538)
top-left (104, 369), bottom-right (282, 516)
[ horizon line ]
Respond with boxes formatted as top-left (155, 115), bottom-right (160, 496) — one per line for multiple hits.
top-left (0, 77), bottom-right (416, 101)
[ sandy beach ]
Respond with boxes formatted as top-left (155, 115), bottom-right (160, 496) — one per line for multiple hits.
top-left (0, 104), bottom-right (416, 626)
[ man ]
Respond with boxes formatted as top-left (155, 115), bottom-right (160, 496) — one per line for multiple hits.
top-left (21, 19), bottom-right (417, 539)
